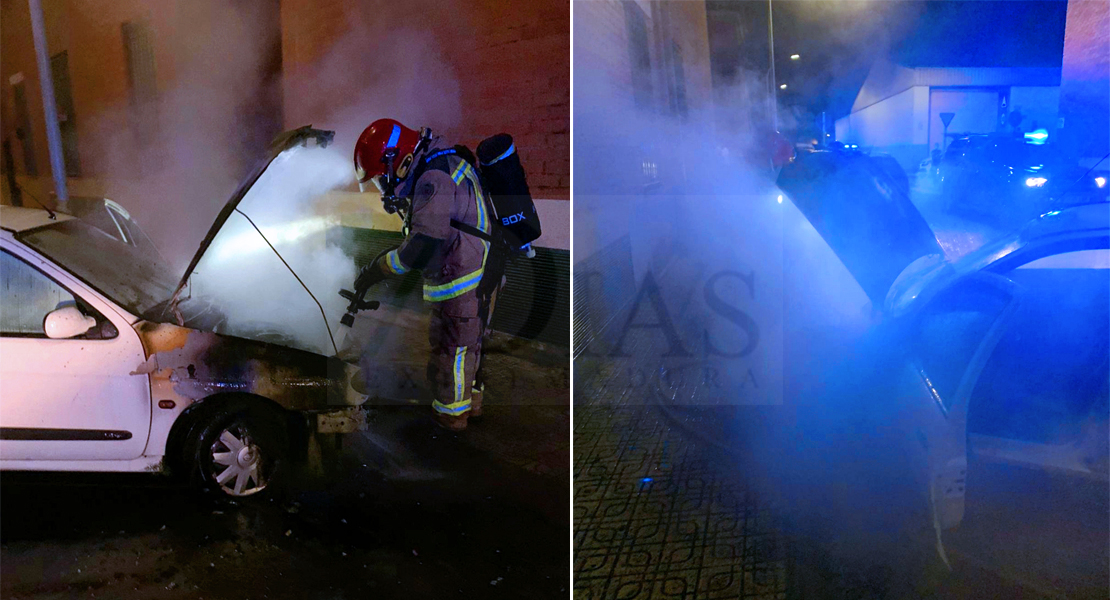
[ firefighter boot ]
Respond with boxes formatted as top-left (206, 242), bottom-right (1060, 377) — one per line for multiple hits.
top-left (432, 404), bottom-right (469, 432)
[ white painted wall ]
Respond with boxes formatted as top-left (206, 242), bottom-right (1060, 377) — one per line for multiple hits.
top-left (928, 89), bottom-right (1001, 150)
top-left (835, 115), bottom-right (850, 142)
top-left (912, 86), bottom-right (930, 145)
top-left (834, 87), bottom-right (930, 171)
top-left (532, 198), bottom-right (570, 250)
top-left (851, 87), bottom-right (917, 147)
top-left (324, 192), bottom-right (570, 250)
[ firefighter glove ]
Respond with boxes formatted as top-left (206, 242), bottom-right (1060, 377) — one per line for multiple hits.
top-left (354, 262), bottom-right (386, 292)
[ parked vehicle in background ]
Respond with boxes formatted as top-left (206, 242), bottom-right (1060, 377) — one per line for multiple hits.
top-left (668, 147), bottom-right (1107, 546)
top-left (940, 133), bottom-right (1108, 226)
top-left (890, 203), bottom-right (1109, 525)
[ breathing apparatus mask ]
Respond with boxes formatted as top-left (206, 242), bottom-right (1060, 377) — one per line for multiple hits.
top-left (362, 128), bottom-right (433, 225)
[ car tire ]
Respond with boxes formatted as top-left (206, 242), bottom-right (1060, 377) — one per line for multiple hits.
top-left (188, 403), bottom-right (288, 500)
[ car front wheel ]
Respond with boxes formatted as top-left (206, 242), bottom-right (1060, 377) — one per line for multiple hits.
top-left (190, 406), bottom-right (287, 499)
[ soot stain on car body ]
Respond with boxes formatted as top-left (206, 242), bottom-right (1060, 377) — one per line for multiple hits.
top-left (132, 322), bottom-right (363, 411)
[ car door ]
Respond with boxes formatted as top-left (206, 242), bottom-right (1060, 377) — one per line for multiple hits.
top-left (0, 245), bottom-right (151, 461)
top-left (902, 272), bottom-right (1021, 532)
top-left (968, 245), bottom-right (1110, 475)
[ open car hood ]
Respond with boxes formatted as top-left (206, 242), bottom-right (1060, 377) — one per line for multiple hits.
top-left (153, 125), bottom-right (357, 358)
top-left (776, 150), bottom-right (944, 306)
top-left (171, 126), bottom-right (336, 300)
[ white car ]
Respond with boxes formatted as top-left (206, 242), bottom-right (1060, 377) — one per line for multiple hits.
top-left (0, 127), bottom-right (367, 498)
top-left (780, 150), bottom-right (1109, 533)
top-left (661, 151), bottom-right (1107, 549)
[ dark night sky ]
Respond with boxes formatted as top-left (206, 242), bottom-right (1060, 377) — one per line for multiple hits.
top-left (747, 0), bottom-right (1069, 125)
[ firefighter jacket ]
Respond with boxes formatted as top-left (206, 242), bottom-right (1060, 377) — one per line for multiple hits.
top-left (375, 143), bottom-right (490, 302)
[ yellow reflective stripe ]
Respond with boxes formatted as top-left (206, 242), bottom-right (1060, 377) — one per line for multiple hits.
top-left (448, 158), bottom-right (489, 233)
top-left (422, 267), bottom-right (484, 301)
top-left (384, 249), bottom-right (409, 274)
top-left (423, 158), bottom-right (491, 302)
top-left (421, 233), bottom-right (489, 303)
top-left (432, 398), bottom-right (471, 415)
top-left (454, 346), bottom-right (466, 403)
top-left (461, 167), bottom-right (489, 233)
top-left (451, 160), bottom-right (467, 184)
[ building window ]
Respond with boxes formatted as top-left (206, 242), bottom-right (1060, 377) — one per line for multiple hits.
top-left (11, 80), bottom-right (38, 176)
top-left (667, 41), bottom-right (688, 119)
top-left (121, 21), bottom-right (157, 103)
top-left (121, 20), bottom-right (158, 153)
top-left (707, 10), bottom-right (746, 82)
top-left (623, 1), bottom-right (653, 110)
top-left (50, 52), bottom-right (81, 177)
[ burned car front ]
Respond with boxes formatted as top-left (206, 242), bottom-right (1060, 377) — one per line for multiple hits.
top-left (5, 127), bottom-right (371, 497)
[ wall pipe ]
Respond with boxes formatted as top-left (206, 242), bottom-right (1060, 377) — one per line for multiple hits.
top-left (28, 0), bottom-right (68, 208)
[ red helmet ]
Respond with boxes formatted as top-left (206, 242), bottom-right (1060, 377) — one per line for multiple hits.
top-left (353, 119), bottom-right (422, 193)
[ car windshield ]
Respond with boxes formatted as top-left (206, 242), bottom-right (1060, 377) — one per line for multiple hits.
top-left (17, 219), bottom-right (178, 316)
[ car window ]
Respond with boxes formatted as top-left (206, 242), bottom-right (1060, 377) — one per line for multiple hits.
top-left (970, 249), bottom-right (1110, 443)
top-left (1, 250), bottom-right (79, 336)
top-left (913, 279), bottom-right (1013, 411)
top-left (1018, 248), bottom-right (1110, 270)
top-left (0, 250), bottom-right (117, 339)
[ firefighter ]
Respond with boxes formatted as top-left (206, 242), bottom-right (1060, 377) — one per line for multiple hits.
top-left (350, 118), bottom-right (495, 432)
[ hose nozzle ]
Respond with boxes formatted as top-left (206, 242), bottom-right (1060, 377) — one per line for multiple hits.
top-left (338, 288), bottom-right (380, 326)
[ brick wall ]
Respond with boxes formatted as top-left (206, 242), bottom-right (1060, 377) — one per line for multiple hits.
top-left (1, 0), bottom-right (175, 184)
top-left (1059, 0), bottom-right (1109, 162)
top-left (1, 0), bottom-right (281, 184)
top-left (573, 0), bottom-right (714, 197)
top-left (281, 0), bottom-right (569, 200)
top-left (574, 0), bottom-right (637, 107)
top-left (572, 0), bottom-right (714, 356)
top-left (1, 0), bottom-right (49, 179)
top-left (1, 0), bottom-right (284, 265)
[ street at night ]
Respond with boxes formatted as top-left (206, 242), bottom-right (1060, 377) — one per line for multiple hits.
top-left (3, 0), bottom-right (1109, 598)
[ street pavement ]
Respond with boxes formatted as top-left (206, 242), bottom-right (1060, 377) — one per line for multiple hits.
top-left (574, 401), bottom-right (791, 599)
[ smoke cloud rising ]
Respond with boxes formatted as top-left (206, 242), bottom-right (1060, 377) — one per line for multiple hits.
top-left (188, 145), bottom-right (356, 356)
top-left (74, 0), bottom-right (467, 355)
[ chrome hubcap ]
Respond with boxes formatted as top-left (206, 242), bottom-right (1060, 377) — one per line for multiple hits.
top-left (210, 427), bottom-right (267, 496)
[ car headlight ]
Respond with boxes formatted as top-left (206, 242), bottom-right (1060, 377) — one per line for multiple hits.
top-left (1025, 177), bottom-right (1048, 188)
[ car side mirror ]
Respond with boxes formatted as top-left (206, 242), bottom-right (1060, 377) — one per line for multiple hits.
top-left (44, 306), bottom-right (97, 339)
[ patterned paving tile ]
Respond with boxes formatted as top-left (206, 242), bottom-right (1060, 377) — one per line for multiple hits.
top-left (574, 396), bottom-right (790, 599)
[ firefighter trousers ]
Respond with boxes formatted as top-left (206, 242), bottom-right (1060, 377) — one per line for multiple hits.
top-left (427, 280), bottom-right (503, 416)
top-left (428, 290), bottom-right (483, 416)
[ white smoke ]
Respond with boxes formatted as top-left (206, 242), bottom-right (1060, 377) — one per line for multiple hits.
top-left (188, 145), bottom-right (356, 355)
top-left (64, 0), bottom-right (469, 357)
top-left (573, 34), bottom-right (873, 407)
